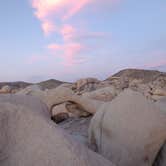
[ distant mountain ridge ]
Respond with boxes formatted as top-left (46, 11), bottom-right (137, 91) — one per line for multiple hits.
top-left (37, 79), bottom-right (65, 90)
top-left (0, 81), bottom-right (32, 89)
top-left (0, 79), bottom-right (65, 90)
top-left (0, 69), bottom-right (166, 90)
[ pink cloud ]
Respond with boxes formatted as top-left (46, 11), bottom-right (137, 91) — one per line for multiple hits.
top-left (60, 24), bottom-right (76, 41)
top-left (31, 0), bottom-right (91, 35)
top-left (47, 42), bottom-right (85, 66)
top-left (41, 20), bottom-right (56, 36)
top-left (60, 24), bottom-right (108, 42)
top-left (47, 43), bottom-right (61, 50)
top-left (32, 0), bottom-right (90, 20)
top-left (62, 0), bottom-right (91, 20)
top-left (31, 0), bottom-right (114, 66)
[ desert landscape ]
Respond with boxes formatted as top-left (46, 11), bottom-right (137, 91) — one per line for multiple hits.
top-left (0, 69), bottom-right (166, 166)
top-left (1, 0), bottom-right (166, 165)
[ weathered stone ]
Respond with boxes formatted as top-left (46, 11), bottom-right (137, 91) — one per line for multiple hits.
top-left (89, 89), bottom-right (166, 166)
top-left (0, 95), bottom-right (115, 166)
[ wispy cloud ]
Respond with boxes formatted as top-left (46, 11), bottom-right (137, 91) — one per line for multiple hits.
top-left (41, 20), bottom-right (56, 36)
top-left (47, 42), bottom-right (86, 66)
top-left (31, 0), bottom-right (91, 35)
top-left (32, 0), bottom-right (90, 20)
top-left (31, 0), bottom-right (115, 66)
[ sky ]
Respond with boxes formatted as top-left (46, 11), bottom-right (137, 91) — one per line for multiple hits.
top-left (0, 0), bottom-right (166, 82)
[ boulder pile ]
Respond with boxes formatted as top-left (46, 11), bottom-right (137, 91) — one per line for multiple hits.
top-left (0, 69), bottom-right (166, 166)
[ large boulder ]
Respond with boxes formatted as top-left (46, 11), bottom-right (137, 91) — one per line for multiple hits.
top-left (43, 86), bottom-right (75, 111)
top-left (51, 102), bottom-right (90, 123)
top-left (42, 86), bottom-right (103, 115)
top-left (0, 95), bottom-right (114, 166)
top-left (83, 86), bottom-right (118, 102)
top-left (89, 89), bottom-right (166, 166)
top-left (155, 97), bottom-right (166, 112)
top-left (0, 94), bottom-right (50, 118)
top-left (0, 85), bottom-right (12, 94)
top-left (16, 85), bottom-right (74, 113)
top-left (16, 86), bottom-right (99, 121)
top-left (152, 88), bottom-right (166, 96)
top-left (17, 84), bottom-right (44, 95)
top-left (151, 88), bottom-right (166, 101)
top-left (72, 78), bottom-right (100, 93)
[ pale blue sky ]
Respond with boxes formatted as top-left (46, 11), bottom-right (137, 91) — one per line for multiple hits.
top-left (0, 0), bottom-right (166, 82)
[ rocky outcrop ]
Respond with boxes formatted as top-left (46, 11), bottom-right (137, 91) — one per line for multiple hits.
top-left (0, 94), bottom-right (115, 166)
top-left (108, 69), bottom-right (164, 84)
top-left (105, 69), bottom-right (166, 101)
top-left (39, 86), bottom-right (102, 115)
top-left (0, 69), bottom-right (166, 166)
top-left (83, 86), bottom-right (118, 102)
top-left (89, 89), bottom-right (166, 166)
top-left (51, 102), bottom-right (90, 123)
top-left (0, 85), bottom-right (12, 94)
top-left (72, 78), bottom-right (100, 93)
top-left (16, 85), bottom-right (99, 123)
top-left (17, 84), bottom-right (44, 94)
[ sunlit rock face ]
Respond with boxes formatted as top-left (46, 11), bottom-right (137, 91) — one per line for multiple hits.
top-left (89, 89), bottom-right (166, 166)
top-left (0, 94), bottom-right (114, 166)
top-left (0, 85), bottom-right (12, 94)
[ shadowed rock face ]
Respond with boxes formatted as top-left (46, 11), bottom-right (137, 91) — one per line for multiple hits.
top-left (153, 142), bottom-right (166, 166)
top-left (51, 112), bottom-right (69, 123)
top-left (0, 95), bottom-right (114, 166)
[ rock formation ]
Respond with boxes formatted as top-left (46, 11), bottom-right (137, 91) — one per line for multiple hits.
top-left (89, 89), bottom-right (166, 166)
top-left (72, 78), bottom-right (100, 94)
top-left (0, 85), bottom-right (12, 94)
top-left (155, 97), bottom-right (166, 112)
top-left (0, 94), bottom-right (114, 166)
top-left (83, 86), bottom-right (118, 102)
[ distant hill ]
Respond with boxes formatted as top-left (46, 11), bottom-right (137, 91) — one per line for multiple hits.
top-left (1, 69), bottom-right (166, 91)
top-left (0, 81), bottom-right (32, 89)
top-left (107, 68), bottom-right (166, 83)
top-left (37, 79), bottom-right (65, 90)
top-left (0, 79), bottom-right (66, 90)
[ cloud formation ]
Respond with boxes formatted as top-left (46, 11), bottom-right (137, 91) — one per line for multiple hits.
top-left (31, 0), bottom-right (114, 66)
top-left (31, 0), bottom-right (91, 35)
top-left (47, 42), bottom-right (86, 66)
top-left (41, 20), bottom-right (56, 35)
top-left (32, 0), bottom-right (90, 20)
